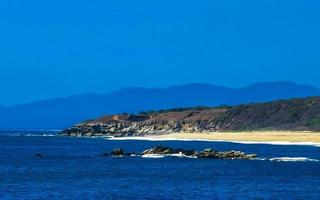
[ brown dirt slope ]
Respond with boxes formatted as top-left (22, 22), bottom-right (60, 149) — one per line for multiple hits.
top-left (60, 96), bottom-right (320, 136)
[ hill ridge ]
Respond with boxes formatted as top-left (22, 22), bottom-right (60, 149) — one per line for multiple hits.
top-left (61, 96), bottom-right (320, 137)
top-left (1, 81), bottom-right (320, 130)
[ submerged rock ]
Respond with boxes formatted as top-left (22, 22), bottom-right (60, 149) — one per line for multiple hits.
top-left (103, 150), bottom-right (136, 157)
top-left (35, 153), bottom-right (44, 158)
top-left (111, 149), bottom-right (124, 156)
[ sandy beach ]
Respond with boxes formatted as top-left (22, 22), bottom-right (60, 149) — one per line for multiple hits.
top-left (144, 131), bottom-right (320, 144)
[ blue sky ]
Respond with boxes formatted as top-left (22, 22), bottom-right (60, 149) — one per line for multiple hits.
top-left (1, 0), bottom-right (320, 106)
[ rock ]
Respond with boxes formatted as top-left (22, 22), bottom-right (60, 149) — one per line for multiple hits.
top-left (35, 153), bottom-right (44, 157)
top-left (142, 145), bottom-right (173, 155)
top-left (181, 149), bottom-right (196, 156)
top-left (142, 145), bottom-right (195, 155)
top-left (196, 149), bottom-right (256, 159)
top-left (111, 148), bottom-right (124, 156)
top-left (196, 150), bottom-right (218, 159)
top-left (103, 146), bottom-right (256, 160)
top-left (203, 148), bottom-right (215, 153)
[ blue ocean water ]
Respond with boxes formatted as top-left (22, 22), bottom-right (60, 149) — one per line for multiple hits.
top-left (1, 133), bottom-right (320, 199)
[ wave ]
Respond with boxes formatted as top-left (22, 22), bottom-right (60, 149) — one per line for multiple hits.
top-left (164, 152), bottom-right (197, 158)
top-left (109, 136), bottom-right (179, 141)
top-left (142, 154), bottom-right (319, 161)
top-left (27, 133), bottom-right (57, 137)
top-left (142, 154), bottom-right (165, 158)
top-left (141, 152), bottom-right (197, 159)
top-left (16, 133), bottom-right (58, 137)
top-left (108, 136), bottom-right (320, 147)
top-left (232, 141), bottom-right (320, 147)
top-left (269, 157), bottom-right (319, 162)
top-left (0, 132), bottom-right (58, 137)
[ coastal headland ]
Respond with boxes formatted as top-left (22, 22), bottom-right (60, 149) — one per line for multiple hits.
top-left (60, 96), bottom-right (320, 144)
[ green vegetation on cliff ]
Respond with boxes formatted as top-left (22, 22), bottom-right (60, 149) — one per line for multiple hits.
top-left (61, 96), bottom-right (320, 137)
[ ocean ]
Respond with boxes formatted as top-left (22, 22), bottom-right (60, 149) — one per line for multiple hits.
top-left (1, 132), bottom-right (320, 199)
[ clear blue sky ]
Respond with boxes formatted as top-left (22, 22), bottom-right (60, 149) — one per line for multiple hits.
top-left (1, 0), bottom-right (320, 106)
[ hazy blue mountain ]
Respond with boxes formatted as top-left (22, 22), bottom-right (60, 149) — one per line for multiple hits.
top-left (0, 81), bottom-right (319, 130)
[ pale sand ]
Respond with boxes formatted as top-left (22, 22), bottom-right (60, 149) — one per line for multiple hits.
top-left (145, 131), bottom-right (320, 144)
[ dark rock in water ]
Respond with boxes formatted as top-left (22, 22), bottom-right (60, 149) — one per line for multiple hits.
top-left (196, 150), bottom-right (217, 159)
top-left (111, 149), bottom-right (124, 156)
top-left (142, 145), bottom-right (174, 154)
top-left (203, 148), bottom-right (215, 153)
top-left (142, 145), bottom-right (196, 156)
top-left (142, 145), bottom-right (256, 160)
top-left (103, 146), bottom-right (256, 160)
top-left (35, 153), bottom-right (44, 157)
top-left (196, 150), bottom-right (256, 159)
top-left (102, 151), bottom-right (137, 157)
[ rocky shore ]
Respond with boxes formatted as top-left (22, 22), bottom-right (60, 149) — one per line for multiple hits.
top-left (60, 97), bottom-right (320, 137)
top-left (59, 110), bottom-right (226, 137)
top-left (101, 145), bottom-right (257, 160)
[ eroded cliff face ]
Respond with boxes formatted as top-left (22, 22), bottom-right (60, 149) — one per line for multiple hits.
top-left (60, 109), bottom-right (227, 137)
top-left (60, 97), bottom-right (320, 137)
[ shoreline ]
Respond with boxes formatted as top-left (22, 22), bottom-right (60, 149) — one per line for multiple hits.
top-left (108, 131), bottom-right (320, 147)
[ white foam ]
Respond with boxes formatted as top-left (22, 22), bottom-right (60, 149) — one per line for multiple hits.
top-left (141, 154), bottom-right (164, 158)
top-left (141, 154), bottom-right (319, 161)
top-left (108, 136), bottom-right (320, 147)
top-left (250, 157), bottom-right (267, 161)
top-left (141, 153), bottom-right (197, 159)
top-left (269, 157), bottom-right (319, 162)
top-left (166, 152), bottom-right (197, 158)
top-left (24, 133), bottom-right (56, 137)
top-left (231, 140), bottom-right (320, 147)
top-left (109, 136), bottom-right (179, 141)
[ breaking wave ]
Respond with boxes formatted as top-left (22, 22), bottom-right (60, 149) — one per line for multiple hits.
top-left (108, 137), bottom-right (320, 147)
top-left (141, 154), bottom-right (165, 159)
top-left (141, 153), bottom-right (197, 159)
top-left (269, 157), bottom-right (319, 162)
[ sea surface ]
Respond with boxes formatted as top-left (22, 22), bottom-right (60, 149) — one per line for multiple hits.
top-left (1, 131), bottom-right (320, 199)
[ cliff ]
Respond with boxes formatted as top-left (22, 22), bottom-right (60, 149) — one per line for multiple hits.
top-left (60, 96), bottom-right (320, 137)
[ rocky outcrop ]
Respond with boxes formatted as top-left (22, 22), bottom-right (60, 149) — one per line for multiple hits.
top-left (142, 146), bottom-right (195, 156)
top-left (142, 146), bottom-right (256, 159)
top-left (105, 146), bottom-right (257, 160)
top-left (195, 148), bottom-right (257, 159)
top-left (60, 109), bottom-right (228, 137)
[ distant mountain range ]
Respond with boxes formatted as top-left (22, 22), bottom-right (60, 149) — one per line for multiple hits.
top-left (1, 81), bottom-right (320, 130)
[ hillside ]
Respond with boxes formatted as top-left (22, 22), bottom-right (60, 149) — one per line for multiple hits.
top-left (0, 81), bottom-right (319, 130)
top-left (60, 96), bottom-right (320, 137)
